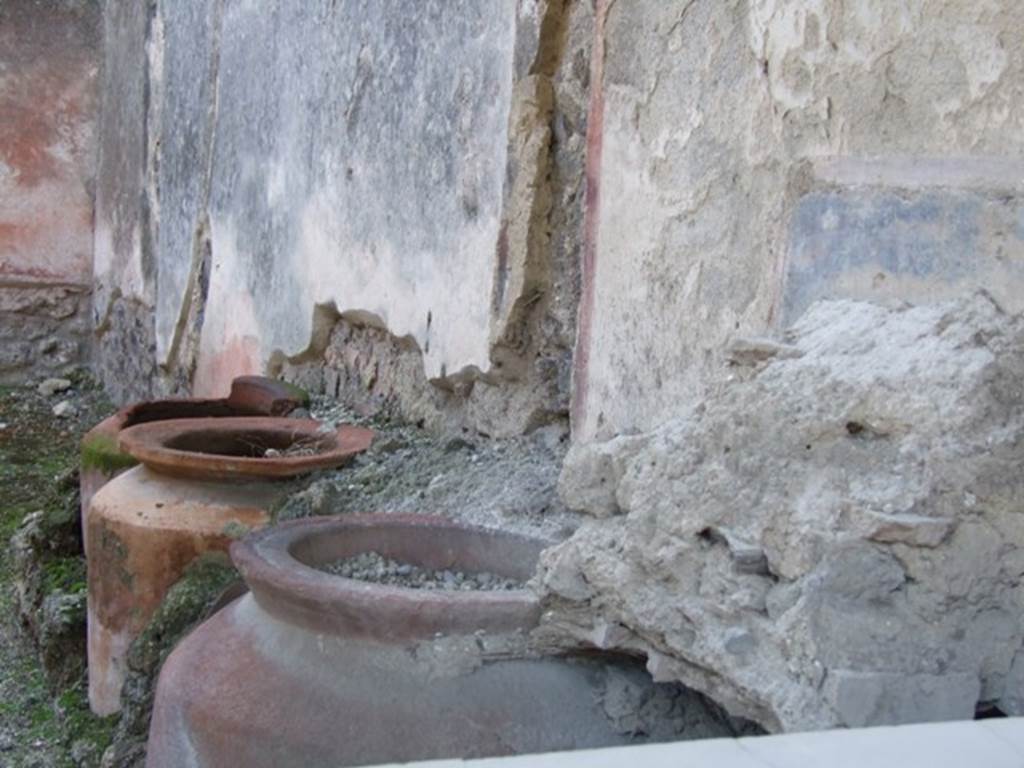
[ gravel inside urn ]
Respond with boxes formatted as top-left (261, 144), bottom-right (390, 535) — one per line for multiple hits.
top-left (318, 551), bottom-right (525, 591)
top-left (166, 428), bottom-right (332, 458)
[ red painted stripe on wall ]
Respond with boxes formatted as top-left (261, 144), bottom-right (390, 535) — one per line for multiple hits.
top-left (570, 0), bottom-right (608, 439)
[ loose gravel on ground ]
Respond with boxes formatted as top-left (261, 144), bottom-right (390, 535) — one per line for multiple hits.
top-left (278, 395), bottom-right (580, 544)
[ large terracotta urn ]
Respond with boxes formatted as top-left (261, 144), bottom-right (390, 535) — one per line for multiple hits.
top-left (147, 514), bottom-right (677, 767)
top-left (79, 375), bottom-right (309, 544)
top-left (86, 417), bottom-right (373, 715)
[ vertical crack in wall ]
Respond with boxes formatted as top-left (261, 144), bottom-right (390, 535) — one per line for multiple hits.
top-left (491, 0), bottom-right (573, 380)
top-left (138, 0), bottom-right (160, 308)
top-left (490, 74), bottom-right (555, 377)
top-left (161, 0), bottom-right (224, 392)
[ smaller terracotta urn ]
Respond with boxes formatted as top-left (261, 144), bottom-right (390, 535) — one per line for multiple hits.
top-left (79, 376), bottom-right (309, 546)
top-left (147, 515), bottom-right (667, 767)
top-left (86, 417), bottom-right (373, 716)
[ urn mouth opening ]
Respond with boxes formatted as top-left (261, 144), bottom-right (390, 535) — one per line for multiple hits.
top-left (113, 376), bottom-right (306, 430)
top-left (164, 427), bottom-right (332, 458)
top-left (121, 399), bottom-right (255, 428)
top-left (231, 514), bottom-right (549, 640)
top-left (118, 417), bottom-right (374, 481)
top-left (288, 519), bottom-right (541, 583)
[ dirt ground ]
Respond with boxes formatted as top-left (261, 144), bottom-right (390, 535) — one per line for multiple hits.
top-left (0, 375), bottom-right (116, 768)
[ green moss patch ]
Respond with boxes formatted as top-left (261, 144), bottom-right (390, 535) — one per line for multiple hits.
top-left (103, 552), bottom-right (241, 765)
top-left (279, 380), bottom-right (311, 408)
top-left (43, 556), bottom-right (87, 595)
top-left (81, 432), bottom-right (138, 475)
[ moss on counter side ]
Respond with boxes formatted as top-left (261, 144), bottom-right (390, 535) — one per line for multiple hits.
top-left (102, 552), bottom-right (242, 767)
top-left (80, 432), bottom-right (138, 476)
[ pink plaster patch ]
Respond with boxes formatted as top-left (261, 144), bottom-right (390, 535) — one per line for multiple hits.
top-left (0, 6), bottom-right (97, 288)
top-left (192, 334), bottom-right (262, 399)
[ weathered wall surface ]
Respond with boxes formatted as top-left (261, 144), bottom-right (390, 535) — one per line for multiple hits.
top-left (572, 0), bottom-right (1024, 441)
top-left (93, 0), bottom-right (589, 435)
top-left (187, 0), bottom-right (517, 395)
top-left (92, 0), bottom-right (1024, 426)
top-left (0, 0), bottom-right (100, 380)
top-left (276, 0), bottom-right (593, 435)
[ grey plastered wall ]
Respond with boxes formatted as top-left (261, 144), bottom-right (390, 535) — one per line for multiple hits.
top-left (196, 0), bottom-right (517, 394)
top-left (572, 0), bottom-right (1024, 443)
top-left (98, 0), bottom-right (521, 399)
top-left (93, 0), bottom-right (589, 433)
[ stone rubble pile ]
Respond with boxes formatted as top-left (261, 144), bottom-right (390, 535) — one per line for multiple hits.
top-left (540, 293), bottom-right (1024, 732)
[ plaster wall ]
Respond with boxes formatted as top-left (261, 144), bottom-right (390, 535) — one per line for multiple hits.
top-left (94, 1), bottom-right (513, 393)
top-left (190, 1), bottom-right (518, 396)
top-left (0, 0), bottom-right (99, 379)
top-left (573, 0), bottom-right (1024, 442)
top-left (93, 0), bottom-right (588, 435)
